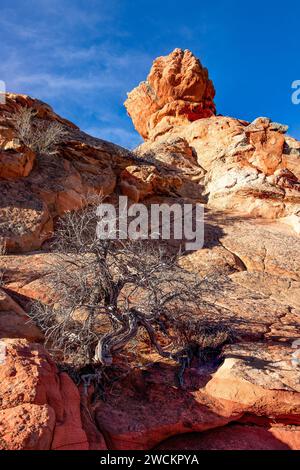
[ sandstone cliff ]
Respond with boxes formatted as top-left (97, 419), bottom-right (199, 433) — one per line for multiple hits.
top-left (0, 49), bottom-right (299, 450)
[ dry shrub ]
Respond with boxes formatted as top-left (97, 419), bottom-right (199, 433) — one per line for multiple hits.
top-left (11, 107), bottom-right (68, 155)
top-left (28, 204), bottom-right (232, 386)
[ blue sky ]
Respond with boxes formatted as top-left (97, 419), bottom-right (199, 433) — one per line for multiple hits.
top-left (1, 0), bottom-right (300, 148)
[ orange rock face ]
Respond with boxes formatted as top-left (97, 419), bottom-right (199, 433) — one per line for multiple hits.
top-left (136, 115), bottom-right (300, 220)
top-left (0, 288), bottom-right (43, 341)
top-left (0, 50), bottom-right (300, 451)
top-left (0, 404), bottom-right (55, 450)
top-left (94, 342), bottom-right (300, 450)
top-left (125, 48), bottom-right (216, 139)
top-left (0, 339), bottom-right (106, 450)
top-left (120, 164), bottom-right (182, 202)
top-left (0, 144), bottom-right (35, 180)
top-left (0, 94), bottom-right (123, 252)
top-left (0, 94), bottom-right (183, 253)
top-left (157, 424), bottom-right (300, 450)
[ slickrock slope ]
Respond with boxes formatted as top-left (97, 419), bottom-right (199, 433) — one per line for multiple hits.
top-left (1, 208), bottom-right (299, 450)
top-left (0, 49), bottom-right (300, 450)
top-left (136, 116), bottom-right (300, 221)
top-left (0, 94), bottom-right (181, 252)
top-left (0, 288), bottom-right (42, 342)
top-left (130, 51), bottom-right (300, 222)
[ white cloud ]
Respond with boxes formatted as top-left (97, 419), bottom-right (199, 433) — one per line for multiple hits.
top-left (0, 1), bottom-right (147, 149)
top-left (10, 72), bottom-right (122, 94)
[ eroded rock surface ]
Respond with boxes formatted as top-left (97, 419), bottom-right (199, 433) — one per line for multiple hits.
top-left (1, 209), bottom-right (299, 450)
top-left (156, 424), bottom-right (300, 450)
top-left (0, 49), bottom-right (300, 450)
top-left (125, 48), bottom-right (216, 139)
top-left (136, 116), bottom-right (300, 220)
top-left (0, 288), bottom-right (42, 341)
top-left (0, 94), bottom-right (181, 252)
top-left (128, 57), bottom-right (300, 221)
top-left (0, 339), bottom-right (106, 450)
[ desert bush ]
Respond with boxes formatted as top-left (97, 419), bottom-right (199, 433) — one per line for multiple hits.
top-left (11, 107), bottom-right (68, 155)
top-left (29, 203), bottom-right (231, 385)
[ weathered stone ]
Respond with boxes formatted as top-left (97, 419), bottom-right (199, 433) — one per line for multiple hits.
top-left (125, 49), bottom-right (216, 139)
top-left (0, 339), bottom-right (106, 450)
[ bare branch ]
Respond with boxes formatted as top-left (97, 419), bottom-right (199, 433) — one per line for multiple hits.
top-left (29, 203), bottom-right (232, 386)
top-left (11, 107), bottom-right (68, 155)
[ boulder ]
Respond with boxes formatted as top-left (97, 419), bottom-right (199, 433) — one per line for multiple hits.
top-left (0, 288), bottom-right (42, 341)
top-left (0, 339), bottom-right (106, 450)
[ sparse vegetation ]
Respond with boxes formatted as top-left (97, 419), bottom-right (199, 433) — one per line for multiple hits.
top-left (29, 203), bottom-right (231, 388)
top-left (11, 107), bottom-right (69, 155)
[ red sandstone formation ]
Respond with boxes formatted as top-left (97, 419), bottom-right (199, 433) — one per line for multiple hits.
top-left (125, 48), bottom-right (216, 139)
top-left (0, 94), bottom-right (182, 252)
top-left (0, 49), bottom-right (300, 450)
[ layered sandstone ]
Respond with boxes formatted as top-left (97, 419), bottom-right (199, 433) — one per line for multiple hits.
top-left (136, 116), bottom-right (300, 221)
top-left (0, 49), bottom-right (300, 450)
top-left (125, 48), bottom-right (216, 139)
top-left (127, 51), bottom-right (300, 221)
top-left (0, 94), bottom-right (182, 252)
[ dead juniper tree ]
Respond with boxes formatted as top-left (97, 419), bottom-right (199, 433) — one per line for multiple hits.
top-left (11, 107), bottom-right (68, 155)
top-left (29, 203), bottom-right (231, 387)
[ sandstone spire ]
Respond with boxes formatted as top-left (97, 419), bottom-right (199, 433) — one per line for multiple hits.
top-left (125, 48), bottom-right (216, 139)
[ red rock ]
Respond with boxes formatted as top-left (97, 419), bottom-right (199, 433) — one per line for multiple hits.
top-left (125, 49), bottom-right (216, 139)
top-left (120, 165), bottom-right (182, 202)
top-left (136, 115), bottom-right (300, 220)
top-left (51, 373), bottom-right (90, 450)
top-left (205, 343), bottom-right (300, 419)
top-left (95, 365), bottom-right (237, 450)
top-left (0, 144), bottom-right (35, 180)
top-left (0, 253), bottom-right (56, 306)
top-left (0, 181), bottom-right (53, 252)
top-left (157, 424), bottom-right (300, 450)
top-left (1, 50), bottom-right (300, 451)
top-left (0, 404), bottom-right (55, 450)
top-left (94, 341), bottom-right (300, 450)
top-left (0, 93), bottom-right (190, 252)
top-left (0, 288), bottom-right (43, 341)
top-left (248, 129), bottom-right (285, 175)
top-left (0, 339), bottom-right (106, 450)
